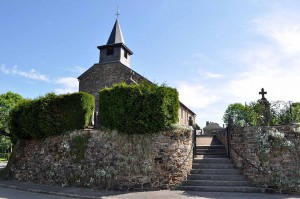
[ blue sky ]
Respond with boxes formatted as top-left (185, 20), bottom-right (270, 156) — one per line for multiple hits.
top-left (1, 1), bottom-right (300, 127)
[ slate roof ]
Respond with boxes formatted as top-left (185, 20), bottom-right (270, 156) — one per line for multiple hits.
top-left (203, 122), bottom-right (223, 130)
top-left (106, 19), bottom-right (125, 45)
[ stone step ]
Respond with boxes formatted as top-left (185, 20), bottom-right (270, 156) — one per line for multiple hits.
top-left (196, 150), bottom-right (227, 155)
top-left (196, 145), bottom-right (224, 149)
top-left (179, 185), bottom-right (263, 193)
top-left (190, 169), bottom-right (240, 175)
top-left (188, 174), bottom-right (245, 181)
top-left (196, 148), bottom-right (226, 152)
top-left (197, 135), bottom-right (214, 138)
top-left (193, 158), bottom-right (232, 164)
top-left (182, 180), bottom-right (253, 187)
top-left (195, 154), bottom-right (228, 158)
top-left (192, 163), bottom-right (234, 169)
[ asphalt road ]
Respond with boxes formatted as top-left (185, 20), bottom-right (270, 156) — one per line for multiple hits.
top-left (0, 163), bottom-right (299, 199)
top-left (0, 187), bottom-right (70, 199)
top-left (0, 187), bottom-right (299, 199)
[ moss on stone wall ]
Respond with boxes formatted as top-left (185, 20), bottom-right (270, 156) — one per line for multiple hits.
top-left (5, 127), bottom-right (193, 191)
top-left (70, 133), bottom-right (91, 163)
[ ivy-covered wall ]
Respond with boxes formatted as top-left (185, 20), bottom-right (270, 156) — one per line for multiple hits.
top-left (216, 124), bottom-right (300, 194)
top-left (4, 127), bottom-right (193, 191)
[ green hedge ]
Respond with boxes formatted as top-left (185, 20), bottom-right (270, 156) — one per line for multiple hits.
top-left (99, 83), bottom-right (179, 134)
top-left (10, 92), bottom-right (94, 139)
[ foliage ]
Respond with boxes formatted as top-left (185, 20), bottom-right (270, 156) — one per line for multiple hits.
top-left (0, 136), bottom-right (11, 158)
top-left (10, 92), bottom-right (94, 140)
top-left (0, 92), bottom-right (24, 135)
top-left (223, 103), bottom-right (247, 126)
top-left (70, 133), bottom-right (91, 163)
top-left (255, 127), bottom-right (300, 192)
top-left (99, 83), bottom-right (179, 134)
top-left (223, 101), bottom-right (300, 126)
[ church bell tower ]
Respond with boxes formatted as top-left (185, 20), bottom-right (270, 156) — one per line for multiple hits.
top-left (97, 19), bottom-right (133, 67)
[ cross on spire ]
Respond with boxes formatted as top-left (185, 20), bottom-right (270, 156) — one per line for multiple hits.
top-left (259, 88), bottom-right (267, 100)
top-left (116, 6), bottom-right (120, 19)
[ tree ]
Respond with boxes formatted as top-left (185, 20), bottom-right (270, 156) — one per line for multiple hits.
top-left (0, 91), bottom-right (24, 137)
top-left (223, 103), bottom-right (247, 126)
top-left (275, 101), bottom-right (300, 124)
top-left (291, 102), bottom-right (300, 123)
top-left (223, 101), bottom-right (300, 126)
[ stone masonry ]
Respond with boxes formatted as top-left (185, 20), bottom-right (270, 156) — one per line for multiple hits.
top-left (78, 61), bottom-right (148, 112)
top-left (5, 127), bottom-right (193, 191)
top-left (216, 124), bottom-right (300, 193)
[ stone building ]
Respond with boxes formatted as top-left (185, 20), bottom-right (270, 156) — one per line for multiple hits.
top-left (78, 18), bottom-right (196, 126)
top-left (203, 121), bottom-right (223, 134)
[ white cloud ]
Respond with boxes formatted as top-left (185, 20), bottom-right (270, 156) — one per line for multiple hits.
top-left (54, 77), bottom-right (78, 94)
top-left (226, 12), bottom-right (300, 102)
top-left (0, 65), bottom-right (50, 82)
top-left (251, 12), bottom-right (300, 55)
top-left (177, 82), bottom-right (221, 109)
top-left (203, 72), bottom-right (224, 79)
top-left (55, 77), bottom-right (78, 88)
top-left (177, 10), bottom-right (300, 126)
top-left (54, 88), bottom-right (78, 95)
top-left (0, 65), bottom-right (10, 74)
top-left (0, 64), bottom-right (79, 95)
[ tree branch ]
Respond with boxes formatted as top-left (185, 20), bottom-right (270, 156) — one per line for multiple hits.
top-left (0, 129), bottom-right (10, 137)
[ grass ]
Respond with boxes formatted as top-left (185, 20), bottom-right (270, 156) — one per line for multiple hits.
top-left (0, 158), bottom-right (7, 162)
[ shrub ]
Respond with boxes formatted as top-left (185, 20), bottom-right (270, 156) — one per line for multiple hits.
top-left (99, 83), bottom-right (179, 134)
top-left (10, 92), bottom-right (94, 139)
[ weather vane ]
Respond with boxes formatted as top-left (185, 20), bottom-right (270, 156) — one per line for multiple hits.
top-left (116, 6), bottom-right (120, 19)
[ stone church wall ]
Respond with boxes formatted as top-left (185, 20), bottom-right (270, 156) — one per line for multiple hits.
top-left (216, 124), bottom-right (300, 193)
top-left (79, 62), bottom-right (147, 112)
top-left (6, 128), bottom-right (193, 191)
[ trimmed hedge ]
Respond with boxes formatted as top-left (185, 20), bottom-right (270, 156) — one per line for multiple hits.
top-left (99, 83), bottom-right (179, 134)
top-left (10, 92), bottom-right (94, 139)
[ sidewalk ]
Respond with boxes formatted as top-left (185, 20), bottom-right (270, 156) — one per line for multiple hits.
top-left (0, 180), bottom-right (299, 199)
top-left (0, 162), bottom-right (7, 169)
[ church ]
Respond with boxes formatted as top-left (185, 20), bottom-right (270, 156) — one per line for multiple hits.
top-left (78, 18), bottom-right (196, 126)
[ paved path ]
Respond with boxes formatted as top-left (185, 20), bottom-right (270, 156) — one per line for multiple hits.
top-left (0, 162), bottom-right (7, 170)
top-left (0, 180), bottom-right (299, 199)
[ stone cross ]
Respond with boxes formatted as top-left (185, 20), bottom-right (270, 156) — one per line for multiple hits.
top-left (259, 88), bottom-right (267, 100)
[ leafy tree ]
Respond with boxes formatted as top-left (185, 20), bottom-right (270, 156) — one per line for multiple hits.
top-left (0, 92), bottom-right (24, 137)
top-left (223, 101), bottom-right (300, 126)
top-left (275, 101), bottom-right (300, 124)
top-left (223, 103), bottom-right (247, 126)
top-left (291, 102), bottom-right (300, 123)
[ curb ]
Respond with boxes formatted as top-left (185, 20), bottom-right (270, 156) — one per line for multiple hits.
top-left (0, 183), bottom-right (100, 199)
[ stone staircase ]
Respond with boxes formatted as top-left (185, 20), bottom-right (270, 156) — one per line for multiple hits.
top-left (180, 135), bottom-right (263, 193)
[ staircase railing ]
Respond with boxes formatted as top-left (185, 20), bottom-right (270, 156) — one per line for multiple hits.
top-left (192, 129), bottom-right (196, 159)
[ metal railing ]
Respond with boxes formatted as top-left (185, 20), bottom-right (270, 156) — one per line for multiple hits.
top-left (192, 129), bottom-right (196, 158)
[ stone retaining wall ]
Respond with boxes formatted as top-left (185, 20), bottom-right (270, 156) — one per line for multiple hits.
top-left (216, 124), bottom-right (300, 193)
top-left (5, 127), bottom-right (193, 191)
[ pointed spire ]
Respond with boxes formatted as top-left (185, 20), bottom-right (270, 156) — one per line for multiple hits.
top-left (106, 19), bottom-right (125, 45)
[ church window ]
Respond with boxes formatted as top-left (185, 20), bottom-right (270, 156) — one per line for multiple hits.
top-left (124, 51), bottom-right (128, 59)
top-left (107, 48), bottom-right (114, 55)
